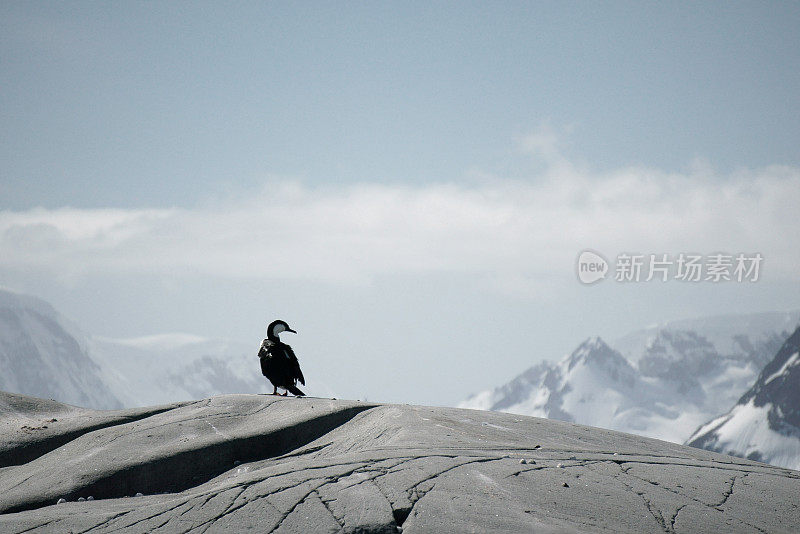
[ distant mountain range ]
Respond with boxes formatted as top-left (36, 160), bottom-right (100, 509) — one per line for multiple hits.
top-left (0, 288), bottom-right (263, 409)
top-left (460, 310), bottom-right (800, 452)
top-left (686, 325), bottom-right (800, 470)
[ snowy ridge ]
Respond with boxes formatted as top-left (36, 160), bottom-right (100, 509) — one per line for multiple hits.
top-left (0, 289), bottom-right (121, 409)
top-left (763, 351), bottom-right (800, 386)
top-left (686, 399), bottom-right (800, 470)
top-left (0, 288), bottom-right (268, 408)
top-left (463, 336), bottom-right (705, 441)
top-left (91, 334), bottom-right (263, 407)
top-left (461, 311), bottom-right (800, 448)
top-left (686, 325), bottom-right (800, 469)
top-left (613, 310), bottom-right (800, 365)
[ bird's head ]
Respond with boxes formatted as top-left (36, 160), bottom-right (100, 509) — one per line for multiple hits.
top-left (267, 319), bottom-right (296, 341)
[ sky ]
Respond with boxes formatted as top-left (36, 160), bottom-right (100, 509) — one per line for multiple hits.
top-left (1, 2), bottom-right (799, 407)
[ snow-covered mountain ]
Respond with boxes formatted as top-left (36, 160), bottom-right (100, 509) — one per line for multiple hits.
top-left (90, 334), bottom-right (263, 407)
top-left (0, 288), bottom-right (265, 409)
top-left (0, 289), bottom-right (122, 409)
top-left (686, 326), bottom-right (800, 470)
top-left (460, 311), bottom-right (800, 444)
top-left (614, 311), bottom-right (798, 368)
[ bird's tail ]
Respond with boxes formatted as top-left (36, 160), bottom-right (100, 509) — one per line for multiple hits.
top-left (287, 385), bottom-right (305, 397)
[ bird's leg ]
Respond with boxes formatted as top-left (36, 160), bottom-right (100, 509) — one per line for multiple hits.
top-left (282, 391), bottom-right (288, 396)
top-left (270, 385), bottom-right (278, 395)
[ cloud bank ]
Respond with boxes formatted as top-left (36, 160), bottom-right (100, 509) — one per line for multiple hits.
top-left (2, 154), bottom-right (798, 293)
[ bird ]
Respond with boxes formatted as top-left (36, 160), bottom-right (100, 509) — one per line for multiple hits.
top-left (258, 319), bottom-right (306, 396)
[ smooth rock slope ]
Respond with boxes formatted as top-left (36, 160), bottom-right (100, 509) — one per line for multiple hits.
top-left (1, 391), bottom-right (799, 533)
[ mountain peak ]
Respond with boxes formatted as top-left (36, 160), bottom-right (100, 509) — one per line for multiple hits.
top-left (0, 289), bottom-right (122, 410)
top-left (570, 336), bottom-right (608, 358)
top-left (686, 325), bottom-right (800, 469)
top-left (741, 326), bottom-right (800, 426)
top-left (566, 336), bottom-right (627, 371)
top-left (461, 311), bottom-right (800, 451)
top-left (0, 288), bottom-right (58, 320)
top-left (644, 329), bottom-right (715, 355)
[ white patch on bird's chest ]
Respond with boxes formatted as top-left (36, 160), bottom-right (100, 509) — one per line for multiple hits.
top-left (260, 339), bottom-right (274, 358)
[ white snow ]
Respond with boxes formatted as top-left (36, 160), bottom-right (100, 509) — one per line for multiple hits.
top-left (763, 352), bottom-right (800, 385)
top-left (90, 334), bottom-right (264, 407)
top-left (0, 289), bottom-right (120, 409)
top-left (701, 399), bottom-right (800, 471)
top-left (459, 389), bottom-right (500, 411)
top-left (688, 413), bottom-right (730, 441)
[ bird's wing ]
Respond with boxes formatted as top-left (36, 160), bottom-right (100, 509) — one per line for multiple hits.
top-left (283, 343), bottom-right (305, 385)
top-left (258, 340), bottom-right (273, 376)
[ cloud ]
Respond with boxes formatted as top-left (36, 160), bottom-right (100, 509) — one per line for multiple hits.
top-left (518, 122), bottom-right (572, 166)
top-left (1, 152), bottom-right (798, 293)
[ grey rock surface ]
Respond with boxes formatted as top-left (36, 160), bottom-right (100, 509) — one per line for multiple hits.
top-left (0, 391), bottom-right (799, 533)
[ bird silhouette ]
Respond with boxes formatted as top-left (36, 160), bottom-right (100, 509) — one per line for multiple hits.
top-left (258, 319), bottom-right (305, 396)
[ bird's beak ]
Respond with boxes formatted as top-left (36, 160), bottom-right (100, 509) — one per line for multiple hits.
top-left (287, 328), bottom-right (297, 334)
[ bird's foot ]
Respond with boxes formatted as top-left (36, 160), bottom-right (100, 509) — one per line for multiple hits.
top-left (281, 392), bottom-right (288, 396)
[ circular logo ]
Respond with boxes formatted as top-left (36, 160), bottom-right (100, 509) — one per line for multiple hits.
top-left (576, 250), bottom-right (608, 284)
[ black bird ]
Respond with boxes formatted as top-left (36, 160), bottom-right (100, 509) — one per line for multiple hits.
top-left (258, 319), bottom-right (305, 396)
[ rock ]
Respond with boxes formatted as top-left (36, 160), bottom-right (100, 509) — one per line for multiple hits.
top-left (0, 391), bottom-right (799, 533)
